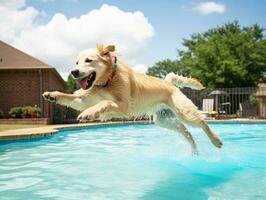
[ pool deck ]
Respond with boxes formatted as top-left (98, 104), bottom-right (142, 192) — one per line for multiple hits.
top-left (1, 119), bottom-right (266, 141)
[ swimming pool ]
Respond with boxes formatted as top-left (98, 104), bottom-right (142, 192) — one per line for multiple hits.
top-left (0, 123), bottom-right (266, 200)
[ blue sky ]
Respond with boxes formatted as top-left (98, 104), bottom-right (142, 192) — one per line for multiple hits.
top-left (1, 0), bottom-right (265, 78)
top-left (27, 0), bottom-right (266, 67)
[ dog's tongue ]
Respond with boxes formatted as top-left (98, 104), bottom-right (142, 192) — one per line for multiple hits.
top-left (79, 78), bottom-right (88, 90)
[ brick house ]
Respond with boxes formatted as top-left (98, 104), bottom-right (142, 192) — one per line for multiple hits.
top-left (0, 40), bottom-right (66, 123)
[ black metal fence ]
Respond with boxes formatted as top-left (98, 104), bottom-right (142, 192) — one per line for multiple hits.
top-left (181, 86), bottom-right (266, 119)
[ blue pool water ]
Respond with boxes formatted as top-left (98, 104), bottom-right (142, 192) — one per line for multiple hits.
top-left (0, 123), bottom-right (266, 200)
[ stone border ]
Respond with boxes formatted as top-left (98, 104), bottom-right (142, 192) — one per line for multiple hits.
top-left (0, 121), bottom-right (151, 141)
top-left (0, 118), bottom-right (49, 125)
top-left (1, 119), bottom-right (266, 141)
top-left (206, 119), bottom-right (266, 123)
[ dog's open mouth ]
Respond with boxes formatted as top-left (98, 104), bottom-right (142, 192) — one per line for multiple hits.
top-left (78, 71), bottom-right (96, 90)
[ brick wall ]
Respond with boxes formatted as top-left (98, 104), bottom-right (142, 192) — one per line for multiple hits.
top-left (0, 70), bottom-right (40, 116)
top-left (43, 70), bottom-right (65, 122)
top-left (0, 69), bottom-right (65, 123)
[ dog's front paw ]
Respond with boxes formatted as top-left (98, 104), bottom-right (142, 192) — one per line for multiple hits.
top-left (77, 109), bottom-right (100, 120)
top-left (42, 91), bottom-right (60, 103)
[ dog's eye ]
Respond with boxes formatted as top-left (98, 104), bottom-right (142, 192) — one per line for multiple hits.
top-left (85, 58), bottom-right (93, 63)
top-left (76, 61), bottom-right (78, 65)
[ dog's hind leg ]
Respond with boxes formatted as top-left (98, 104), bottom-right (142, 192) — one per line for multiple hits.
top-left (167, 90), bottom-right (223, 148)
top-left (154, 109), bottom-right (198, 155)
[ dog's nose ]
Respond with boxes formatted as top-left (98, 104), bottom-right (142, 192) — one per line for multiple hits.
top-left (71, 69), bottom-right (79, 78)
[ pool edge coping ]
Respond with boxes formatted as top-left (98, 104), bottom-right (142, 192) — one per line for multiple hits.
top-left (0, 121), bottom-right (151, 141)
top-left (1, 119), bottom-right (266, 141)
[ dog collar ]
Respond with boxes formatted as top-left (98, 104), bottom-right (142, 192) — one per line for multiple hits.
top-left (94, 53), bottom-right (117, 87)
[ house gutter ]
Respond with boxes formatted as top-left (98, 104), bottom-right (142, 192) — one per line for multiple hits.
top-left (38, 69), bottom-right (43, 117)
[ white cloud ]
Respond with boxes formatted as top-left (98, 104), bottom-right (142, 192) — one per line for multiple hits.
top-left (0, 0), bottom-right (39, 42)
top-left (192, 1), bottom-right (225, 14)
top-left (0, 0), bottom-right (26, 9)
top-left (133, 64), bottom-right (148, 74)
top-left (0, 1), bottom-right (154, 79)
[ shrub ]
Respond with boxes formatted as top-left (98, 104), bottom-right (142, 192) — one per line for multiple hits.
top-left (9, 106), bottom-right (41, 118)
top-left (249, 95), bottom-right (259, 107)
top-left (0, 109), bottom-right (4, 118)
top-left (27, 106), bottom-right (41, 118)
top-left (9, 107), bottom-right (23, 118)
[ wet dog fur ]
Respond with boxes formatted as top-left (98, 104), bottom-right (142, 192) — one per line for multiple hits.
top-left (43, 44), bottom-right (223, 154)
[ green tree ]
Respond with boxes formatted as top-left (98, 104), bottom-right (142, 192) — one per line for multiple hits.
top-left (66, 74), bottom-right (79, 93)
top-left (64, 74), bottom-right (79, 119)
top-left (146, 59), bottom-right (190, 78)
top-left (147, 21), bottom-right (266, 88)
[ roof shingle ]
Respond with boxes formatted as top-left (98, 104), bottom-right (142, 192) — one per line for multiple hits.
top-left (0, 40), bottom-right (66, 86)
top-left (0, 40), bottom-right (50, 69)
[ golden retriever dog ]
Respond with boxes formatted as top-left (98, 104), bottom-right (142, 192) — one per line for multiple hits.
top-left (43, 44), bottom-right (223, 154)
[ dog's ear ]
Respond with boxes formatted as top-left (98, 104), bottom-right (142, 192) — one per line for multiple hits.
top-left (97, 44), bottom-right (115, 56)
top-left (104, 44), bottom-right (115, 54)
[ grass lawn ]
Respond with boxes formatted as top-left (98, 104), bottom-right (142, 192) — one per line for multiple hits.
top-left (0, 124), bottom-right (50, 132)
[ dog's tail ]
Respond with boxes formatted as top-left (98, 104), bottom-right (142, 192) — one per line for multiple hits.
top-left (165, 72), bottom-right (204, 90)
